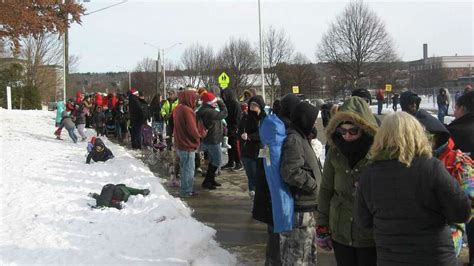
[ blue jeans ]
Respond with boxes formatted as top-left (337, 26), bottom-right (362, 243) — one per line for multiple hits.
top-left (67, 128), bottom-right (77, 143)
top-left (176, 150), bottom-right (195, 195)
top-left (242, 156), bottom-right (257, 191)
top-left (438, 105), bottom-right (447, 123)
top-left (377, 100), bottom-right (383, 115)
top-left (201, 143), bottom-right (222, 168)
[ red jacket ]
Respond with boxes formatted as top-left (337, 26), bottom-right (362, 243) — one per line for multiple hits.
top-left (173, 91), bottom-right (201, 151)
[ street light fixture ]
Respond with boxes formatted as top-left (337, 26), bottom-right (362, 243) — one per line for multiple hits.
top-left (144, 42), bottom-right (182, 99)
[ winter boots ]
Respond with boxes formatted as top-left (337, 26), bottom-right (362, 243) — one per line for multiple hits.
top-left (202, 163), bottom-right (220, 190)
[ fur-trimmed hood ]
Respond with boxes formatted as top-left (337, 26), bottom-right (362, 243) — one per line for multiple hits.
top-left (325, 97), bottom-right (378, 147)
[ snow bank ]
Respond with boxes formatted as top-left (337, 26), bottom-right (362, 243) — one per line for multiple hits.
top-left (0, 109), bottom-right (236, 265)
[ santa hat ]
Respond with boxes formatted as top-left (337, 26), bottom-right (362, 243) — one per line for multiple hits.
top-left (201, 92), bottom-right (217, 104)
top-left (130, 88), bottom-right (139, 96)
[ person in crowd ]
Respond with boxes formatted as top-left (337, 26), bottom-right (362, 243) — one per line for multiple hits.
top-left (376, 88), bottom-right (384, 115)
top-left (355, 112), bottom-right (471, 266)
top-left (279, 101), bottom-right (322, 265)
top-left (73, 103), bottom-right (87, 141)
top-left (448, 91), bottom-right (474, 159)
top-left (447, 90), bottom-right (474, 264)
top-left (400, 90), bottom-right (421, 115)
top-left (221, 88), bottom-right (243, 171)
top-left (352, 88), bottom-right (372, 105)
top-left (252, 94), bottom-right (299, 265)
top-left (66, 98), bottom-right (75, 113)
top-left (161, 90), bottom-right (179, 150)
top-left (437, 88), bottom-right (449, 123)
top-left (112, 96), bottom-right (128, 142)
top-left (455, 90), bottom-right (463, 103)
top-left (352, 89), bottom-right (381, 125)
top-left (75, 91), bottom-right (84, 105)
top-left (316, 96), bottom-right (378, 266)
top-left (242, 88), bottom-right (257, 103)
top-left (150, 94), bottom-right (165, 144)
top-left (93, 105), bottom-right (106, 137)
top-left (86, 138), bottom-right (114, 164)
top-left (54, 99), bottom-right (65, 139)
top-left (239, 96), bottom-right (264, 199)
top-left (128, 89), bottom-right (147, 149)
top-left (443, 88), bottom-right (452, 115)
top-left (61, 110), bottom-right (78, 143)
top-left (82, 95), bottom-right (93, 128)
top-left (392, 93), bottom-right (399, 111)
top-left (89, 183), bottom-right (150, 210)
top-left (277, 93), bottom-right (301, 128)
top-left (465, 84), bottom-right (473, 94)
top-left (173, 90), bottom-right (202, 197)
top-left (196, 92), bottom-right (228, 190)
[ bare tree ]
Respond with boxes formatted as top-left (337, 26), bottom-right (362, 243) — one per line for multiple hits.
top-left (217, 38), bottom-right (258, 97)
top-left (264, 26), bottom-right (294, 102)
top-left (317, 1), bottom-right (397, 89)
top-left (181, 43), bottom-right (217, 88)
top-left (20, 33), bottom-right (64, 102)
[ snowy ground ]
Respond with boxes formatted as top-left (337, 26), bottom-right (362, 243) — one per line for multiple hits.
top-left (369, 95), bottom-right (456, 124)
top-left (0, 109), bottom-right (236, 265)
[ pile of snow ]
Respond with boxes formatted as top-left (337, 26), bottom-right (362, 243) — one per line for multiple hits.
top-left (0, 109), bottom-right (236, 265)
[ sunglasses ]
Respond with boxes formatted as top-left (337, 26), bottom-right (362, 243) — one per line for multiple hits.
top-left (336, 126), bottom-right (360, 136)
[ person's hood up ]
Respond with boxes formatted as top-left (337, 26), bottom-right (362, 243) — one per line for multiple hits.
top-left (290, 102), bottom-right (319, 138)
top-left (177, 90), bottom-right (197, 109)
top-left (221, 88), bottom-right (237, 103)
top-left (279, 94), bottom-right (301, 128)
top-left (93, 138), bottom-right (106, 152)
top-left (351, 88), bottom-right (372, 104)
top-left (208, 85), bottom-right (221, 97)
top-left (415, 109), bottom-right (450, 148)
top-left (248, 95), bottom-right (266, 120)
top-left (325, 96), bottom-right (378, 147)
top-left (400, 90), bottom-right (421, 112)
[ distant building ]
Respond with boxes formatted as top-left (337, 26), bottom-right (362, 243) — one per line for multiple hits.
top-left (408, 44), bottom-right (474, 89)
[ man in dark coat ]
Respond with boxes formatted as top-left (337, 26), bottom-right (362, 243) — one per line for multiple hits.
top-left (400, 90), bottom-right (421, 115)
top-left (128, 89), bottom-right (147, 149)
top-left (448, 90), bottom-right (474, 159)
top-left (221, 88), bottom-right (242, 170)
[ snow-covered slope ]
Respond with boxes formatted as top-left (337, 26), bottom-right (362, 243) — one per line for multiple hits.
top-left (0, 109), bottom-right (236, 265)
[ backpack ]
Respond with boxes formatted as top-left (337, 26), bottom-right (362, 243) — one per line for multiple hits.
top-left (259, 114), bottom-right (294, 233)
top-left (438, 138), bottom-right (474, 257)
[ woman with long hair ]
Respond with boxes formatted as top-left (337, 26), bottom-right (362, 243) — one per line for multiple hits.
top-left (355, 112), bottom-right (471, 266)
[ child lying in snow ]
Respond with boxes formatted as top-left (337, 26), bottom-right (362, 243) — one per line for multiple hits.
top-left (86, 138), bottom-right (114, 164)
top-left (88, 184), bottom-right (150, 209)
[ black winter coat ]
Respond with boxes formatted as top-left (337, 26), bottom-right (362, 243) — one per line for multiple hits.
top-left (222, 89), bottom-right (241, 136)
top-left (196, 100), bottom-right (228, 145)
top-left (252, 157), bottom-right (273, 225)
top-left (128, 94), bottom-right (147, 126)
top-left (238, 113), bottom-right (262, 159)
top-left (355, 156), bottom-right (471, 266)
top-left (447, 112), bottom-right (474, 159)
top-left (86, 139), bottom-right (114, 164)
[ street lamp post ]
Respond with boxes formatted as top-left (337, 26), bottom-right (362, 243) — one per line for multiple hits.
top-left (144, 42), bottom-right (182, 100)
top-left (116, 66), bottom-right (131, 91)
top-left (258, 0), bottom-right (266, 103)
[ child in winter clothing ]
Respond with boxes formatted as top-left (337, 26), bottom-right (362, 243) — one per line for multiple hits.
top-left (89, 184), bottom-right (150, 209)
top-left (86, 138), bottom-right (114, 164)
top-left (93, 106), bottom-right (106, 136)
top-left (61, 110), bottom-right (77, 143)
top-left (73, 103), bottom-right (87, 141)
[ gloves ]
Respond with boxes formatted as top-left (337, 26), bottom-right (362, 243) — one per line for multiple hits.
top-left (316, 226), bottom-right (333, 251)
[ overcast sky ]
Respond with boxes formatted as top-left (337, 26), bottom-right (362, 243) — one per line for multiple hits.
top-left (69, 0), bottom-right (474, 73)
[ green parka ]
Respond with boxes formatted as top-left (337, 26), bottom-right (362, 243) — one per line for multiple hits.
top-left (316, 97), bottom-right (378, 247)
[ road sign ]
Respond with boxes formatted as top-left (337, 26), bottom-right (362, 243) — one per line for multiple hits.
top-left (218, 72), bottom-right (230, 89)
top-left (292, 86), bottom-right (299, 94)
top-left (385, 84), bottom-right (392, 92)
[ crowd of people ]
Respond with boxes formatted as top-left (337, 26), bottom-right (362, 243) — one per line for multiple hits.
top-left (53, 84), bottom-right (474, 265)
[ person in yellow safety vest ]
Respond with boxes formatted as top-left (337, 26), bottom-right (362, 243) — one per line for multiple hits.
top-left (161, 90), bottom-right (179, 150)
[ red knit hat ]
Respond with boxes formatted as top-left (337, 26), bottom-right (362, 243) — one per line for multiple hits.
top-left (130, 88), bottom-right (139, 96)
top-left (201, 92), bottom-right (217, 104)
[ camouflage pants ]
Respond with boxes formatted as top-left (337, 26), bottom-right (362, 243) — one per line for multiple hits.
top-left (279, 212), bottom-right (317, 266)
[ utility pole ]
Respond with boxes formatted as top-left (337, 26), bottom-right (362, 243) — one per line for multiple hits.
top-left (63, 16), bottom-right (69, 102)
top-left (156, 51), bottom-right (160, 96)
top-left (258, 0), bottom-right (265, 103)
top-left (162, 49), bottom-right (166, 99)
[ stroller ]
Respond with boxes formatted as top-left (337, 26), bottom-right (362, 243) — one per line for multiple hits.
top-left (141, 124), bottom-right (168, 165)
top-left (105, 110), bottom-right (116, 137)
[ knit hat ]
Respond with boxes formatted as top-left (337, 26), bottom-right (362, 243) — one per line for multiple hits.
top-left (201, 92), bottom-right (217, 104)
top-left (197, 88), bottom-right (207, 96)
top-left (90, 136), bottom-right (97, 145)
top-left (130, 88), bottom-right (139, 96)
top-left (352, 88), bottom-right (372, 104)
